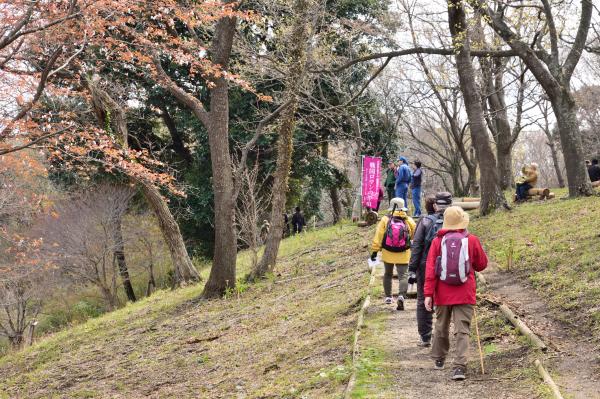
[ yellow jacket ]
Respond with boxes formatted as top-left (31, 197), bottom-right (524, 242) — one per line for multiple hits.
top-left (371, 211), bottom-right (416, 264)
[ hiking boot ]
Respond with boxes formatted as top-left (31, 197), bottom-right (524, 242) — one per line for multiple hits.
top-left (417, 338), bottom-right (431, 347)
top-left (451, 367), bottom-right (466, 381)
top-left (434, 359), bottom-right (445, 370)
top-left (384, 297), bottom-right (393, 305)
top-left (396, 296), bottom-right (405, 311)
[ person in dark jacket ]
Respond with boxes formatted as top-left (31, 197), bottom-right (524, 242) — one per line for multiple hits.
top-left (291, 207), bottom-right (306, 234)
top-left (395, 156), bottom-right (412, 211)
top-left (588, 159), bottom-right (600, 187)
top-left (384, 161), bottom-right (397, 203)
top-left (411, 161), bottom-right (423, 217)
top-left (407, 192), bottom-right (452, 347)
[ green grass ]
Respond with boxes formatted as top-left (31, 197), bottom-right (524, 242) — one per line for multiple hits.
top-left (470, 190), bottom-right (600, 338)
top-left (350, 312), bottom-right (395, 399)
top-left (0, 222), bottom-right (370, 398)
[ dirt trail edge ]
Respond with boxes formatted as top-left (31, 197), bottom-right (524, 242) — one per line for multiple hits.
top-left (355, 266), bottom-right (537, 399)
top-left (485, 265), bottom-right (600, 399)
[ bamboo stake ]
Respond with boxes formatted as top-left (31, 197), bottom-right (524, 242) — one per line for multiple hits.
top-left (535, 359), bottom-right (565, 399)
top-left (499, 304), bottom-right (547, 351)
top-left (473, 307), bottom-right (485, 375)
top-left (344, 263), bottom-right (377, 398)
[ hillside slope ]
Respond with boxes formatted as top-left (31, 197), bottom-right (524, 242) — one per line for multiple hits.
top-left (0, 225), bottom-right (370, 399)
top-left (470, 193), bottom-right (600, 340)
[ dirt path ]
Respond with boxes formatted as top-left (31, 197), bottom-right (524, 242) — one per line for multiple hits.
top-left (484, 265), bottom-right (600, 399)
top-left (368, 270), bottom-right (536, 399)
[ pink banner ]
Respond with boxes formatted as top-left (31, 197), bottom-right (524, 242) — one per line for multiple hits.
top-left (361, 156), bottom-right (382, 209)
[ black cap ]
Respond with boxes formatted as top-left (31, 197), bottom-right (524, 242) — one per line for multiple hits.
top-left (435, 191), bottom-right (453, 205)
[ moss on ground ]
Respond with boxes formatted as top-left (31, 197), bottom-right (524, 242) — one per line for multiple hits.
top-left (350, 312), bottom-right (395, 399)
top-left (0, 223), bottom-right (371, 398)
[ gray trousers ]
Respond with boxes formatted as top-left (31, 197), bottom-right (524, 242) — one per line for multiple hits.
top-left (416, 266), bottom-right (433, 341)
top-left (383, 263), bottom-right (408, 297)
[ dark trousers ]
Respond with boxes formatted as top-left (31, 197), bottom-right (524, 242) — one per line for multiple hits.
top-left (416, 266), bottom-right (433, 341)
top-left (515, 183), bottom-right (532, 200)
top-left (387, 187), bottom-right (395, 203)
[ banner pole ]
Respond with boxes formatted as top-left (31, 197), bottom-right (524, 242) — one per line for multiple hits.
top-left (360, 155), bottom-right (364, 218)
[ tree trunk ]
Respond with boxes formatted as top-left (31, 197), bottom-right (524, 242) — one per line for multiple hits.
top-left (201, 15), bottom-right (238, 298)
top-left (8, 333), bottom-right (23, 349)
top-left (496, 140), bottom-right (513, 191)
top-left (546, 131), bottom-right (566, 188)
top-left (551, 92), bottom-right (594, 195)
top-left (113, 214), bottom-right (136, 302)
top-left (159, 103), bottom-right (192, 164)
top-left (138, 180), bottom-right (200, 284)
top-left (253, 0), bottom-right (311, 278)
top-left (330, 186), bottom-right (342, 224)
top-left (448, 0), bottom-right (507, 214)
top-left (321, 137), bottom-right (342, 224)
top-left (85, 79), bottom-right (199, 286)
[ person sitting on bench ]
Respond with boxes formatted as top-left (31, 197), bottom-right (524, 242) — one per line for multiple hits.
top-left (515, 164), bottom-right (536, 201)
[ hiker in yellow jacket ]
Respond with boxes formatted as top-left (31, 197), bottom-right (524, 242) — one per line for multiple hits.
top-left (370, 198), bottom-right (416, 310)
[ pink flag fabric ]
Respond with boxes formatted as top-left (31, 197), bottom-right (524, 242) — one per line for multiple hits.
top-left (361, 156), bottom-right (382, 209)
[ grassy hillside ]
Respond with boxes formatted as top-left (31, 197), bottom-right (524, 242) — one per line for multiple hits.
top-left (470, 191), bottom-right (600, 339)
top-left (0, 224), bottom-right (370, 398)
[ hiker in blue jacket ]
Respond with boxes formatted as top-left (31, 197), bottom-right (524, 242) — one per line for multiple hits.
top-left (395, 156), bottom-right (412, 212)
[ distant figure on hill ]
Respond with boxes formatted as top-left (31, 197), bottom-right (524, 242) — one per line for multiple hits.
top-left (588, 159), bottom-right (600, 187)
top-left (385, 161), bottom-right (397, 204)
top-left (411, 160), bottom-right (423, 217)
top-left (395, 156), bottom-right (412, 212)
top-left (424, 206), bottom-right (488, 381)
top-left (408, 192), bottom-right (452, 347)
top-left (370, 198), bottom-right (416, 311)
top-left (515, 163), bottom-right (538, 201)
top-left (291, 207), bottom-right (306, 234)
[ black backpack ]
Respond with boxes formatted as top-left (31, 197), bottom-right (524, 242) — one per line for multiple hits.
top-left (423, 214), bottom-right (444, 253)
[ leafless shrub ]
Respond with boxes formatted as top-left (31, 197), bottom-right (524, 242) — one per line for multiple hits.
top-left (234, 158), bottom-right (270, 271)
top-left (35, 184), bottom-right (135, 310)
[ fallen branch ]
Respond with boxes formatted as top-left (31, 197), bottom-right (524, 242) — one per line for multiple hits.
top-left (535, 359), bottom-right (565, 399)
top-left (499, 304), bottom-right (547, 351)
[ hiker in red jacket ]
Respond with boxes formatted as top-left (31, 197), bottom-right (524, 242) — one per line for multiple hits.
top-left (424, 206), bottom-right (488, 381)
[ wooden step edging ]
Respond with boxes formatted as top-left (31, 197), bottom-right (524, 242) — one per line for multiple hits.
top-left (479, 272), bottom-right (564, 398)
top-left (344, 264), bottom-right (377, 398)
top-left (498, 304), bottom-right (547, 351)
top-left (535, 359), bottom-right (565, 399)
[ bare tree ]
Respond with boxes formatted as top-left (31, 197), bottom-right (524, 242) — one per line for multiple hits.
top-left (471, 0), bottom-right (595, 196)
top-left (36, 185), bottom-right (135, 310)
top-left (537, 98), bottom-right (566, 188)
top-left (448, 0), bottom-right (508, 214)
top-left (235, 158), bottom-right (269, 272)
top-left (0, 153), bottom-right (50, 349)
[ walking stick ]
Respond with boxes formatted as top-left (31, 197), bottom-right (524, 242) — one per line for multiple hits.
top-left (473, 307), bottom-right (485, 375)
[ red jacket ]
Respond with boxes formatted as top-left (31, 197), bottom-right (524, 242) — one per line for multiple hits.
top-left (424, 229), bottom-right (488, 306)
